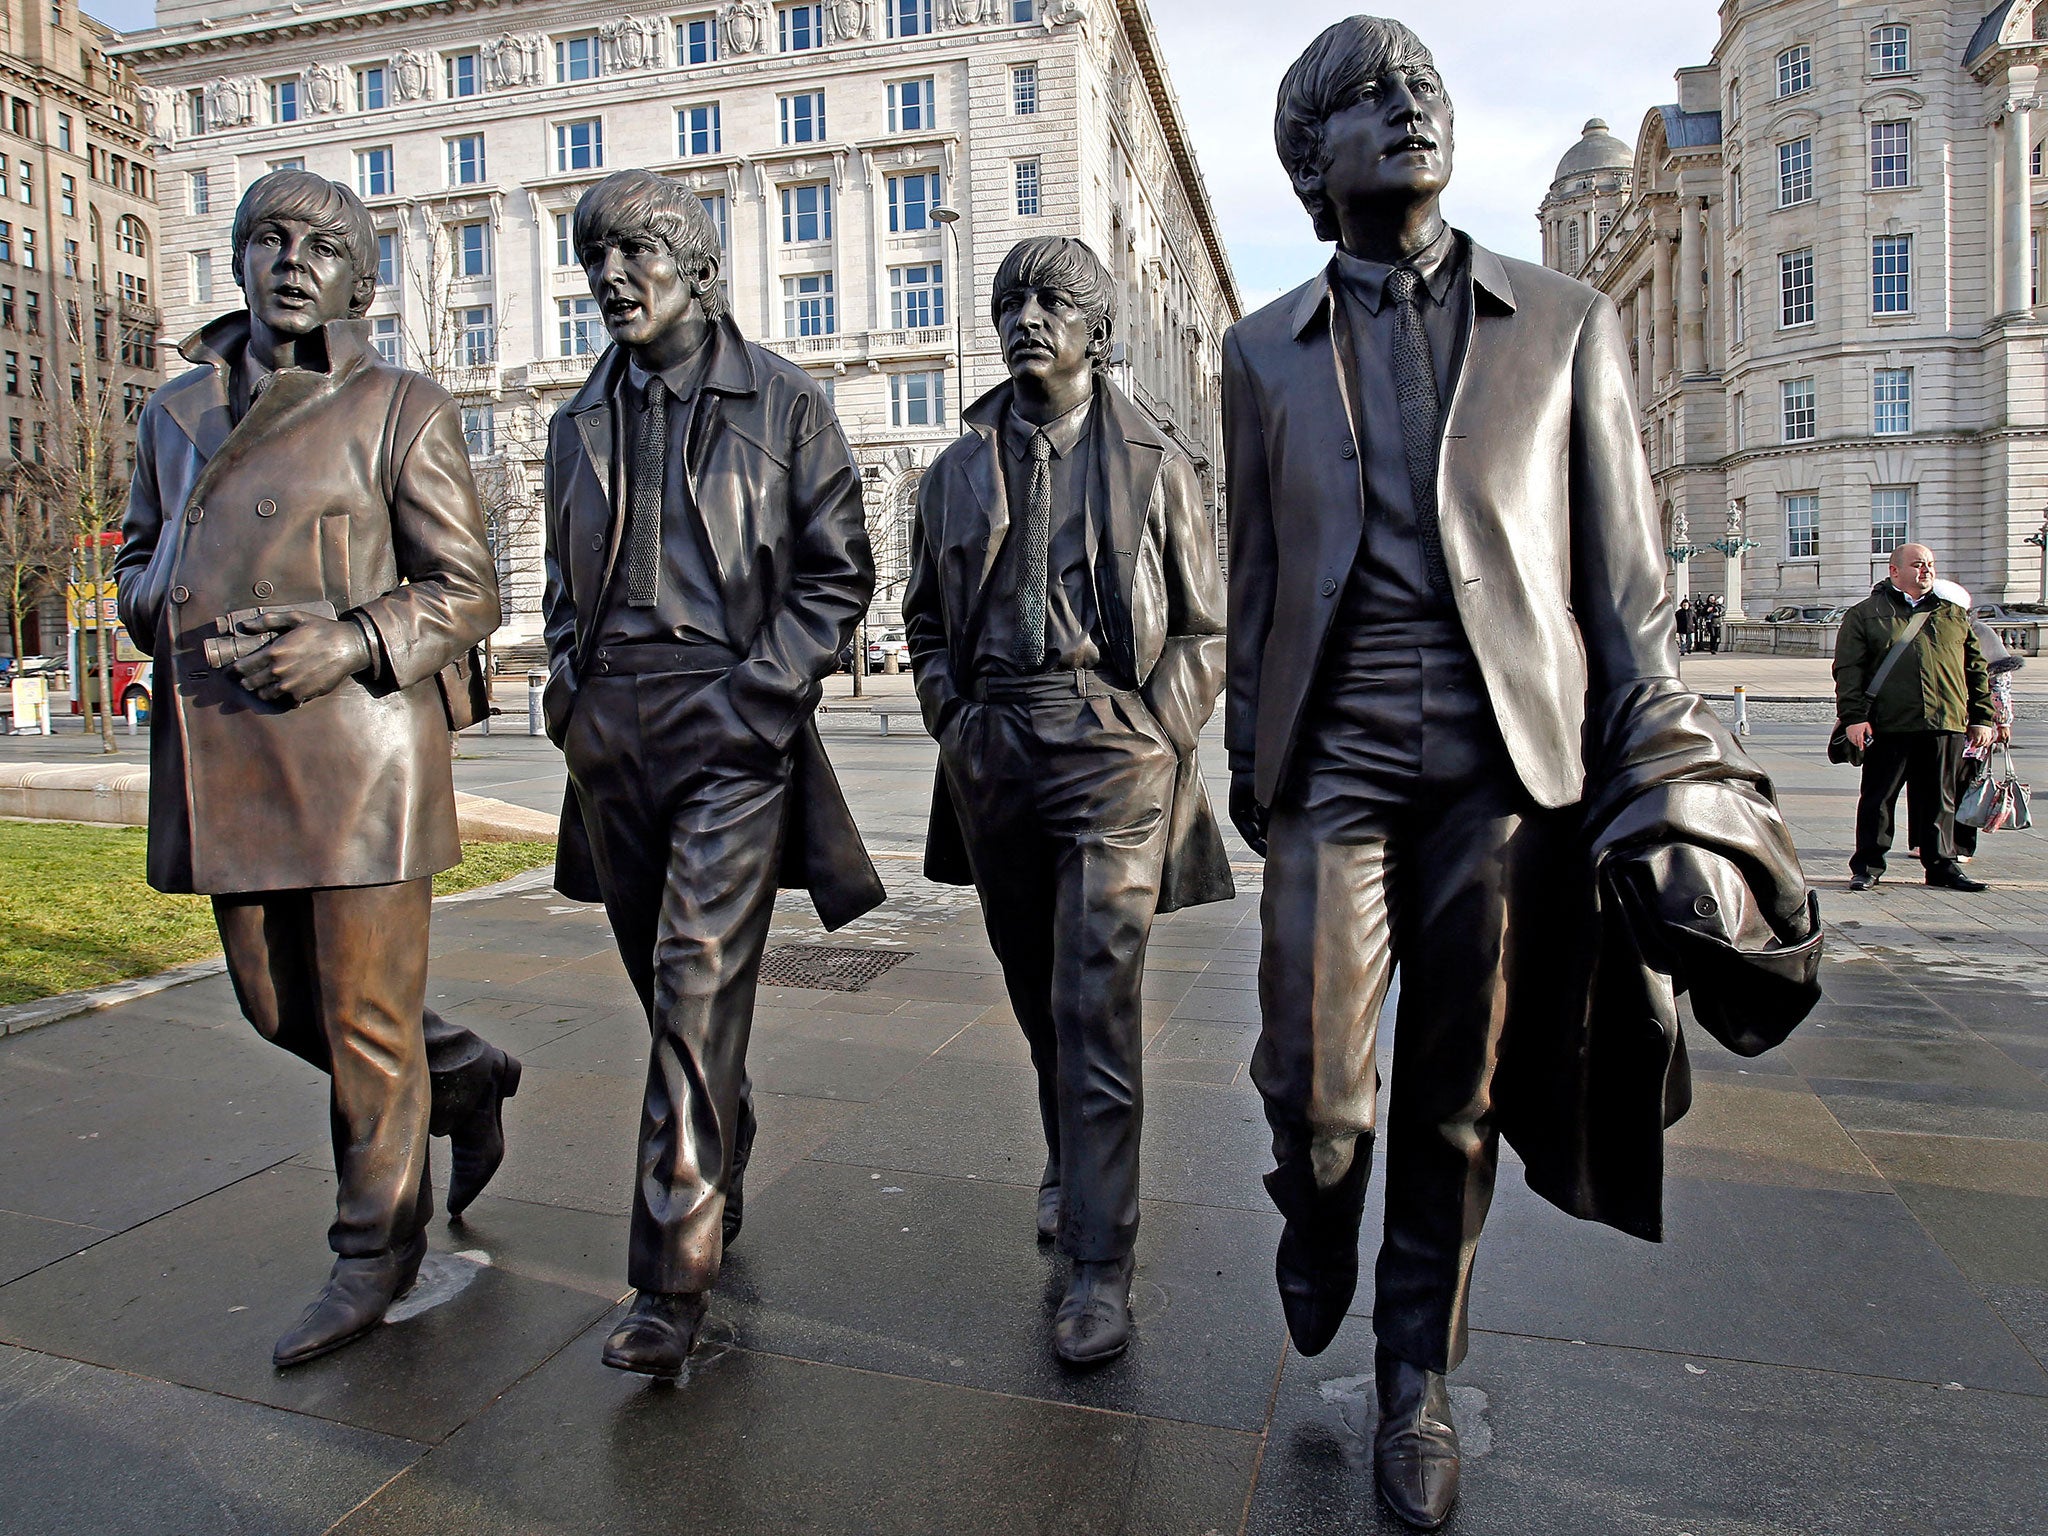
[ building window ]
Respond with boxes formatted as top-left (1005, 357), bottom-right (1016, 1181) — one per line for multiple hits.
top-left (1014, 158), bottom-right (1042, 217)
top-left (18, 228), bottom-right (31, 269)
top-left (0, 221), bottom-right (12, 263)
top-left (1777, 138), bottom-right (1813, 206)
top-left (783, 272), bottom-right (836, 337)
top-left (679, 14), bottom-right (720, 64)
top-left (1730, 270), bottom-right (1745, 344)
top-left (1013, 64), bottom-right (1039, 116)
top-left (1013, 0), bottom-right (1035, 19)
top-left (189, 170), bottom-right (210, 215)
top-left (556, 119), bottom-right (604, 173)
top-left (370, 314), bottom-right (401, 365)
top-left (21, 290), bottom-right (34, 334)
top-left (376, 231), bottom-right (398, 288)
top-left (17, 164), bottom-right (29, 205)
top-left (552, 212), bottom-right (576, 269)
top-left (1870, 121), bottom-right (1911, 189)
top-left (456, 306), bottom-right (495, 367)
top-left (887, 0), bottom-right (933, 37)
top-left (1870, 487), bottom-right (1911, 552)
top-left (192, 251), bottom-right (214, 305)
top-left (1728, 78), bottom-right (1741, 126)
top-left (59, 174), bottom-right (74, 218)
top-left (559, 295), bottom-right (603, 356)
top-left (1564, 221), bottom-right (1580, 270)
top-left (1776, 45), bottom-right (1812, 99)
top-left (1781, 377), bottom-right (1817, 442)
top-left (890, 370), bottom-right (945, 427)
top-left (1784, 493), bottom-right (1820, 558)
top-left (453, 221), bottom-right (492, 279)
top-left (1779, 248), bottom-right (1814, 327)
top-left (889, 78), bottom-right (936, 133)
top-left (890, 262), bottom-right (945, 328)
top-left (556, 35), bottom-right (600, 83)
top-left (118, 271), bottom-right (148, 307)
top-left (446, 52), bottom-right (479, 97)
top-left (780, 182), bottom-right (833, 243)
top-left (678, 104), bottom-right (722, 157)
top-left (2037, 142), bottom-right (2044, 178)
top-left (461, 404), bottom-right (494, 456)
top-left (269, 158), bottom-right (304, 173)
top-left (701, 191), bottom-right (729, 251)
top-left (1871, 235), bottom-right (1911, 314)
top-left (56, 114), bottom-right (70, 152)
top-left (779, 3), bottom-right (823, 51)
top-left (0, 286), bottom-right (12, 328)
top-left (887, 171), bottom-right (939, 232)
top-left (271, 77), bottom-right (298, 123)
top-left (1730, 391), bottom-right (1745, 450)
top-left (780, 92), bottom-right (827, 145)
top-left (187, 88), bottom-right (206, 137)
top-left (1870, 25), bottom-right (1910, 77)
top-left (1730, 168), bottom-right (1743, 228)
top-left (356, 147), bottom-right (394, 199)
top-left (1874, 368), bottom-right (1913, 435)
top-left (5, 352), bottom-right (17, 395)
top-left (116, 215), bottom-right (146, 257)
top-left (62, 239), bottom-right (77, 279)
top-left (447, 133), bottom-right (487, 186)
top-left (356, 65), bottom-right (388, 112)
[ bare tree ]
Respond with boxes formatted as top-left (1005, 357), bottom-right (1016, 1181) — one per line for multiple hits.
top-left (0, 481), bottom-right (68, 664)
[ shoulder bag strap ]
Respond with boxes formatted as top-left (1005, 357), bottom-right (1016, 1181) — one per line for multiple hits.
top-left (1864, 609), bottom-right (1931, 703)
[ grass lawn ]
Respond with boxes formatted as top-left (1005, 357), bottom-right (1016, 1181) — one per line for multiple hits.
top-left (0, 821), bottom-right (555, 1008)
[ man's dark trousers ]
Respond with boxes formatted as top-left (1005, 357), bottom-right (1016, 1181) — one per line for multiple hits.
top-left (562, 651), bottom-right (783, 1294)
top-left (1853, 729), bottom-right (1965, 878)
top-left (943, 675), bottom-right (1177, 1260)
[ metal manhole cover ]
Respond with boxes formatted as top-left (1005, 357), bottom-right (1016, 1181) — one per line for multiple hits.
top-left (757, 945), bottom-right (912, 992)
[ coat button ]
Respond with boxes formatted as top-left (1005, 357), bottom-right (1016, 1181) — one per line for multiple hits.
top-left (185, 505), bottom-right (203, 523)
top-left (1320, 577), bottom-right (1338, 597)
top-left (1693, 894), bottom-right (1720, 918)
top-left (590, 535), bottom-right (603, 551)
top-left (171, 584), bottom-right (190, 604)
top-left (256, 498), bottom-right (277, 517)
top-left (253, 580), bottom-right (275, 600)
top-left (1341, 442), bottom-right (1356, 459)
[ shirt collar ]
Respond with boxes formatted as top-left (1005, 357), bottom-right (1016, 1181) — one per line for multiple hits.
top-left (1003, 390), bottom-right (1094, 460)
top-left (625, 342), bottom-right (712, 404)
top-left (1331, 224), bottom-right (1461, 316)
top-left (1892, 582), bottom-right (1933, 608)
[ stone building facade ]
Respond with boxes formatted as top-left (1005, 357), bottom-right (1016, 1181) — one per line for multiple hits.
top-left (1542, 1), bottom-right (2048, 617)
top-left (0, 0), bottom-right (164, 658)
top-left (113, 0), bottom-right (1238, 638)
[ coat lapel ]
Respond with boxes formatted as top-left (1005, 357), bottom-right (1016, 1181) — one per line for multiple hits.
top-left (1437, 241), bottom-right (1518, 536)
top-left (1094, 380), bottom-right (1166, 674)
top-left (159, 366), bottom-right (232, 470)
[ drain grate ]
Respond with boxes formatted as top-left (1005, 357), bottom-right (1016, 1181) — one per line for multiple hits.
top-left (757, 944), bottom-right (912, 992)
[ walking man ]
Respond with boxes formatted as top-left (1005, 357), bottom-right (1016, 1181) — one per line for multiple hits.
top-left (114, 170), bottom-right (519, 1368)
top-left (542, 171), bottom-right (881, 1377)
top-left (1837, 543), bottom-right (1995, 892)
top-left (903, 237), bottom-right (1231, 1366)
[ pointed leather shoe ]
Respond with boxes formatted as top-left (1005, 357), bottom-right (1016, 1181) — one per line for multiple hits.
top-left (1274, 1215), bottom-right (1357, 1358)
top-left (1926, 865), bottom-right (1987, 892)
top-left (601, 1291), bottom-right (707, 1380)
top-left (272, 1234), bottom-right (427, 1369)
top-left (1053, 1255), bottom-right (1134, 1367)
top-left (445, 1048), bottom-right (522, 1220)
top-left (1373, 1347), bottom-right (1460, 1531)
top-left (1036, 1184), bottom-right (1062, 1243)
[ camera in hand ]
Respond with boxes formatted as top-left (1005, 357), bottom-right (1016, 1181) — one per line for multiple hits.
top-left (201, 601), bottom-right (338, 670)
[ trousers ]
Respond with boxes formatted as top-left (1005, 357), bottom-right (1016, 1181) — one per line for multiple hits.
top-left (942, 681), bottom-right (1177, 1260)
top-left (565, 667), bottom-right (787, 1294)
top-left (1852, 730), bottom-right (1963, 876)
top-left (1252, 625), bottom-right (1563, 1372)
top-left (213, 877), bottom-right (489, 1258)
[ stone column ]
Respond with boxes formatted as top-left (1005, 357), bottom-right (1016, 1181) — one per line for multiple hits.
top-left (1724, 546), bottom-right (1745, 619)
top-left (1650, 222), bottom-right (1674, 384)
top-left (2002, 67), bottom-right (2037, 317)
top-left (1678, 201), bottom-right (1706, 375)
top-left (1633, 283), bottom-right (1652, 402)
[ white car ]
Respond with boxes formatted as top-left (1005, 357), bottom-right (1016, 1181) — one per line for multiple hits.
top-left (867, 630), bottom-right (911, 670)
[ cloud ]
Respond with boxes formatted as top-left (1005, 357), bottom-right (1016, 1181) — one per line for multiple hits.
top-left (1147, 0), bottom-right (1722, 311)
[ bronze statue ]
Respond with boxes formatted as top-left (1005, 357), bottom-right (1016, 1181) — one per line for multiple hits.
top-left (903, 237), bottom-right (1231, 1366)
top-left (113, 170), bottom-right (519, 1369)
top-left (1223, 20), bottom-right (1822, 1529)
top-left (541, 170), bottom-right (882, 1378)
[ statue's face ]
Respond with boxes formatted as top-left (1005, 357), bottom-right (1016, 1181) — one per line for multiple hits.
top-left (238, 216), bottom-right (360, 333)
top-left (996, 282), bottom-right (1102, 391)
top-left (582, 227), bottom-right (711, 352)
top-left (1314, 60), bottom-right (1454, 213)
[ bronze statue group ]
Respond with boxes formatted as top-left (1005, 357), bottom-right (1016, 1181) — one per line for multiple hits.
top-left (112, 18), bottom-right (1821, 1531)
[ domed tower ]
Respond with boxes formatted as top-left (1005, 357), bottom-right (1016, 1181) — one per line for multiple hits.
top-left (1539, 118), bottom-right (1634, 277)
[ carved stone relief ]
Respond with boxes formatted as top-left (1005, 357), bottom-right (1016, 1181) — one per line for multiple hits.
top-left (483, 33), bottom-right (546, 89)
top-left (137, 87), bottom-right (178, 146)
top-left (1043, 0), bottom-right (1089, 29)
top-left (392, 48), bottom-right (436, 103)
top-left (302, 61), bottom-right (348, 115)
top-left (601, 17), bottom-right (666, 72)
top-left (204, 78), bottom-right (256, 131)
top-left (828, 0), bottom-right (871, 41)
top-left (943, 0), bottom-right (1001, 23)
top-left (723, 1), bottom-right (770, 54)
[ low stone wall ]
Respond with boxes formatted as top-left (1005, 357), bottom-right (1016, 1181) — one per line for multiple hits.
top-left (1724, 621), bottom-right (1839, 657)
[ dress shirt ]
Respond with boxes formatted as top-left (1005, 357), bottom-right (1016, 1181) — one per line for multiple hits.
top-left (974, 392), bottom-right (1105, 679)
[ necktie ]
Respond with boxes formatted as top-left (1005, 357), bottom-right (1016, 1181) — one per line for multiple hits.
top-left (1384, 265), bottom-right (1453, 602)
top-left (627, 375), bottom-right (665, 608)
top-left (1016, 428), bottom-right (1054, 668)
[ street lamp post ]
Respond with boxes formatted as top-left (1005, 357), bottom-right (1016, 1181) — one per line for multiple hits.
top-left (2026, 518), bottom-right (2048, 604)
top-left (929, 204), bottom-right (967, 434)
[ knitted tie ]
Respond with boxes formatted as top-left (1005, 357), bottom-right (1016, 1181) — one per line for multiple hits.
top-left (1385, 265), bottom-right (1453, 602)
top-left (626, 375), bottom-right (665, 607)
top-left (1015, 428), bottom-right (1055, 668)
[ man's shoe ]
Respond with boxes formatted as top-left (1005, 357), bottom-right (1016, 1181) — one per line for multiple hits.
top-left (273, 1233), bottom-right (427, 1369)
top-left (1052, 1255), bottom-right (1134, 1367)
top-left (444, 1048), bottom-right (522, 1220)
top-left (1847, 871), bottom-right (1879, 892)
top-left (1373, 1347), bottom-right (1460, 1531)
top-left (1927, 866), bottom-right (1988, 892)
top-left (1036, 1184), bottom-right (1062, 1243)
top-left (1274, 1215), bottom-right (1358, 1358)
top-left (601, 1291), bottom-right (707, 1379)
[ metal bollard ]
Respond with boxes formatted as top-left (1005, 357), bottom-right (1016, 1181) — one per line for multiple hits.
top-left (1734, 683), bottom-right (1750, 737)
top-left (528, 669), bottom-right (545, 737)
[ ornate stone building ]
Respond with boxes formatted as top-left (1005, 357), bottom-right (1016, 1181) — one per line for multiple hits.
top-left (1543, 2), bottom-right (2048, 619)
top-left (113, 0), bottom-right (1238, 637)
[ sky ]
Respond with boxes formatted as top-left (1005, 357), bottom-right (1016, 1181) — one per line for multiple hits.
top-left (81, 0), bottom-right (1724, 313)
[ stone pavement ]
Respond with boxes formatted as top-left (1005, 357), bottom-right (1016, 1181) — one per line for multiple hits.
top-left (1, 714), bottom-right (2045, 1535)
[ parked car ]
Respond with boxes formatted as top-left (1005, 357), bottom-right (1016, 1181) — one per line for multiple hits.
top-left (1762, 605), bottom-right (1803, 623)
top-left (867, 630), bottom-right (911, 671)
top-left (1763, 604), bottom-right (1844, 623)
top-left (1974, 603), bottom-right (2048, 624)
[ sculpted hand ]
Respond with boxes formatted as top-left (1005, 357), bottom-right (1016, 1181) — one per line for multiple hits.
top-left (1845, 722), bottom-right (1874, 751)
top-left (231, 614), bottom-right (371, 704)
top-left (1997, 724), bottom-right (2013, 745)
top-left (1968, 724), bottom-right (1996, 750)
top-left (1229, 769), bottom-right (1269, 859)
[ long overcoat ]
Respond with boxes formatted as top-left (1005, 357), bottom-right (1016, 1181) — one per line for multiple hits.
top-left (114, 313), bottom-right (501, 895)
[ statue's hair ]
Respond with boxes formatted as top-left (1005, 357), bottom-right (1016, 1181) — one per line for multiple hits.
top-left (572, 170), bottom-right (728, 320)
top-left (1274, 16), bottom-right (1445, 243)
top-left (230, 169), bottom-right (379, 316)
top-left (990, 236), bottom-right (1117, 367)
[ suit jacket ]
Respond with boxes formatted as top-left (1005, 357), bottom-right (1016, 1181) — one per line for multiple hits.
top-left (540, 318), bottom-right (884, 930)
top-left (113, 312), bottom-right (501, 895)
top-left (1223, 241), bottom-right (1822, 1239)
top-left (903, 377), bottom-right (1232, 914)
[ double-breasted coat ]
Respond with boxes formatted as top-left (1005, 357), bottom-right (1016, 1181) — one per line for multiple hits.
top-left (114, 313), bottom-right (501, 895)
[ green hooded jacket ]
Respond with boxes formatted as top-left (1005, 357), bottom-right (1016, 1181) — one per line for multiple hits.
top-left (1833, 581), bottom-right (1993, 734)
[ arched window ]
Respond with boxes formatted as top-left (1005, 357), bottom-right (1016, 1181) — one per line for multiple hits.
top-left (1565, 220), bottom-right (1581, 270)
top-left (1597, 212), bottom-right (1614, 242)
top-left (1870, 24), bottom-right (1910, 77)
top-left (115, 215), bottom-right (147, 257)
